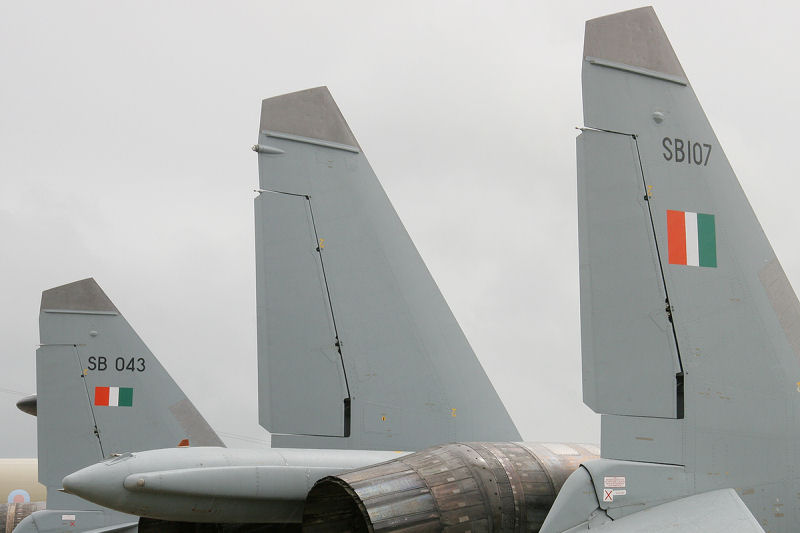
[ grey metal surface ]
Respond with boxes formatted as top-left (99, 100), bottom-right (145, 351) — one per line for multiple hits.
top-left (41, 278), bottom-right (119, 314)
top-left (759, 258), bottom-right (800, 360)
top-left (255, 87), bottom-right (520, 450)
top-left (167, 399), bottom-right (225, 451)
top-left (541, 458), bottom-right (695, 532)
top-left (600, 415), bottom-right (683, 465)
top-left (544, 6), bottom-right (800, 532)
top-left (583, 7), bottom-right (686, 81)
top-left (38, 279), bottom-right (223, 494)
top-left (577, 129), bottom-right (680, 418)
top-left (580, 459), bottom-right (690, 521)
top-left (259, 87), bottom-right (359, 149)
top-left (36, 279), bottom-right (223, 531)
top-left (15, 395), bottom-right (36, 417)
top-left (537, 467), bottom-right (599, 533)
top-left (12, 510), bottom-right (138, 533)
top-left (302, 442), bottom-right (598, 532)
top-left (585, 489), bottom-right (762, 532)
top-left (255, 192), bottom-right (349, 437)
top-left (62, 447), bottom-right (404, 524)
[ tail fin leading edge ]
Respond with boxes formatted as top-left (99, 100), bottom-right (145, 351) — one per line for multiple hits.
top-left (254, 87), bottom-right (520, 450)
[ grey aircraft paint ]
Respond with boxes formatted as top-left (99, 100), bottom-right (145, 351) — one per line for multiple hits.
top-left (254, 87), bottom-right (521, 450)
top-left (30, 278), bottom-right (401, 528)
top-left (60, 88), bottom-right (532, 527)
top-left (29, 89), bottom-right (525, 527)
top-left (46, 7), bottom-right (799, 529)
top-left (16, 5), bottom-right (798, 532)
top-left (15, 278), bottom-right (224, 533)
top-left (62, 446), bottom-right (405, 524)
top-left (541, 7), bottom-right (796, 532)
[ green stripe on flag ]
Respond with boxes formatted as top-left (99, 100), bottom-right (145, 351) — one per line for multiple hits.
top-left (697, 213), bottom-right (716, 268)
top-left (118, 387), bottom-right (134, 407)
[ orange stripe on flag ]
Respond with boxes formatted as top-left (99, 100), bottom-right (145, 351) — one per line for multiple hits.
top-left (95, 386), bottom-right (109, 406)
top-left (667, 210), bottom-right (687, 265)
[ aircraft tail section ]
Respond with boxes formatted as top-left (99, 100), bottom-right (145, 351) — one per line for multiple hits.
top-left (545, 6), bottom-right (800, 530)
top-left (37, 278), bottom-right (223, 509)
top-left (254, 87), bottom-right (520, 450)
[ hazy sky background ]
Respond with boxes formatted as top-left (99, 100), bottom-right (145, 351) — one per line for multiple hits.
top-left (1, 1), bottom-right (797, 457)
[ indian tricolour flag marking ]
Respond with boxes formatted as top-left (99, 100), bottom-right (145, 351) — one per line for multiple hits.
top-left (94, 386), bottom-right (134, 407)
top-left (667, 210), bottom-right (716, 268)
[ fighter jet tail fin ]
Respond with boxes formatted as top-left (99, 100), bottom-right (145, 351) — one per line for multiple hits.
top-left (541, 6), bottom-right (800, 531)
top-left (254, 87), bottom-right (520, 450)
top-left (577, 5), bottom-right (800, 469)
top-left (37, 278), bottom-right (223, 507)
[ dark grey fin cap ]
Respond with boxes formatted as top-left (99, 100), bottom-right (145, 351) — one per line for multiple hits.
top-left (259, 86), bottom-right (360, 149)
top-left (584, 6), bottom-right (686, 80)
top-left (41, 278), bottom-right (119, 313)
top-left (16, 394), bottom-right (37, 416)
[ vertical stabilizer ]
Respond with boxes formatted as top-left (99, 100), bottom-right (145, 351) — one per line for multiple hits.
top-left (254, 87), bottom-right (520, 450)
top-left (573, 5), bottom-right (800, 527)
top-left (37, 278), bottom-right (223, 511)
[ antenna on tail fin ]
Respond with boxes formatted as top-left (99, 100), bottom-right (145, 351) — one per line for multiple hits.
top-left (254, 87), bottom-right (520, 450)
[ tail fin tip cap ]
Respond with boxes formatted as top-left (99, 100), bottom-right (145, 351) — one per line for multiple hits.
top-left (259, 86), bottom-right (360, 149)
top-left (584, 6), bottom-right (686, 81)
top-left (41, 278), bottom-right (119, 314)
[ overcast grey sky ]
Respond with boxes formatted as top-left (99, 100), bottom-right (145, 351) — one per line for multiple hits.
top-left (1, 1), bottom-right (797, 457)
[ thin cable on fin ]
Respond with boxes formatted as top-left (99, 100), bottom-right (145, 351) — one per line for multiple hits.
top-left (74, 344), bottom-right (105, 457)
top-left (578, 125), bottom-right (635, 136)
top-left (632, 137), bottom-right (686, 418)
top-left (255, 188), bottom-right (310, 198)
top-left (306, 197), bottom-right (353, 437)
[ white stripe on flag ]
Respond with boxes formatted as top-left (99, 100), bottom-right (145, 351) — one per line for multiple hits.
top-left (685, 211), bottom-right (699, 266)
top-left (109, 387), bottom-right (119, 407)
